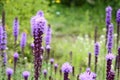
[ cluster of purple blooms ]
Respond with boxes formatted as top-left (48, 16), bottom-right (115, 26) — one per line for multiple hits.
top-left (1, 5), bottom-right (120, 80)
top-left (79, 68), bottom-right (96, 80)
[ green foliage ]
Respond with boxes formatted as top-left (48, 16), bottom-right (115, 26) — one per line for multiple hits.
top-left (0, 0), bottom-right (119, 80)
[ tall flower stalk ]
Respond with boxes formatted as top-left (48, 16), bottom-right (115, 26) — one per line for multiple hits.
top-left (107, 23), bottom-right (114, 53)
top-left (45, 24), bottom-right (52, 62)
top-left (105, 6), bottom-right (112, 45)
top-left (31, 10), bottom-right (47, 80)
top-left (13, 17), bottom-right (19, 50)
top-left (88, 52), bottom-right (91, 68)
top-left (79, 68), bottom-right (96, 80)
top-left (106, 53), bottom-right (114, 80)
top-left (94, 42), bottom-right (100, 73)
top-left (0, 10), bottom-right (7, 75)
top-left (20, 32), bottom-right (27, 56)
top-left (6, 68), bottom-right (13, 80)
top-left (61, 62), bottom-right (72, 80)
top-left (115, 47), bottom-right (120, 78)
top-left (13, 52), bottom-right (19, 73)
top-left (116, 9), bottom-right (120, 48)
top-left (22, 71), bottom-right (30, 80)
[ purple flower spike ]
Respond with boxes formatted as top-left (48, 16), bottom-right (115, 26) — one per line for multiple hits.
top-left (31, 10), bottom-right (47, 80)
top-left (61, 62), bottom-right (72, 80)
top-left (13, 52), bottom-right (19, 73)
top-left (54, 63), bottom-right (58, 74)
top-left (6, 68), bottom-right (13, 80)
top-left (14, 52), bottom-right (19, 59)
top-left (43, 69), bottom-right (47, 74)
top-left (42, 69), bottom-right (47, 78)
top-left (61, 62), bottom-right (72, 73)
top-left (20, 32), bottom-right (27, 53)
top-left (22, 71), bottom-right (30, 80)
top-left (106, 53), bottom-right (114, 80)
top-left (45, 25), bottom-right (52, 46)
top-left (0, 26), bottom-right (7, 50)
top-left (13, 17), bottom-right (19, 43)
top-left (79, 68), bottom-right (96, 80)
top-left (105, 6), bottom-right (112, 45)
top-left (94, 42), bottom-right (100, 56)
top-left (107, 23), bottom-right (114, 53)
top-left (20, 32), bottom-right (27, 48)
top-left (36, 10), bottom-right (44, 17)
top-left (0, 26), bottom-right (3, 49)
top-left (116, 9), bottom-right (120, 23)
top-left (106, 6), bottom-right (112, 26)
top-left (6, 68), bottom-right (13, 75)
top-left (54, 63), bottom-right (58, 68)
top-left (50, 58), bottom-right (54, 64)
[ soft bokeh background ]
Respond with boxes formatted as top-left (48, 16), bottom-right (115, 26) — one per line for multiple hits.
top-left (0, 0), bottom-right (120, 79)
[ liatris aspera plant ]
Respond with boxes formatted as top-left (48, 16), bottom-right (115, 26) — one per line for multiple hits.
top-left (61, 62), bottom-right (72, 80)
top-left (105, 6), bottom-right (112, 45)
top-left (50, 58), bottom-right (54, 65)
top-left (20, 32), bottom-right (27, 55)
top-left (94, 26), bottom-right (98, 43)
top-left (0, 25), bottom-right (7, 68)
top-left (43, 69), bottom-right (47, 79)
top-left (50, 58), bottom-right (54, 76)
top-left (54, 63), bottom-right (58, 74)
top-left (106, 53), bottom-right (114, 80)
top-left (45, 24), bottom-right (52, 61)
top-left (13, 17), bottom-right (19, 48)
top-left (6, 68), bottom-right (13, 80)
top-left (115, 47), bottom-right (120, 78)
top-left (72, 66), bottom-right (75, 76)
top-left (116, 9), bottom-right (120, 48)
top-left (79, 68), bottom-right (96, 80)
top-left (13, 52), bottom-right (19, 73)
top-left (88, 52), bottom-right (91, 68)
top-left (94, 42), bottom-right (100, 73)
top-left (31, 10), bottom-right (47, 80)
top-left (107, 23), bottom-right (114, 53)
top-left (30, 43), bottom-right (34, 50)
top-left (22, 71), bottom-right (30, 80)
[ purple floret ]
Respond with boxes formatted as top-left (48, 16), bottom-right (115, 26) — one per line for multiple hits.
top-left (106, 6), bottom-right (112, 26)
top-left (79, 68), bottom-right (96, 80)
top-left (13, 17), bottom-right (19, 41)
top-left (45, 25), bottom-right (52, 46)
top-left (36, 10), bottom-right (44, 17)
top-left (54, 63), bottom-right (58, 68)
top-left (50, 58), bottom-right (54, 64)
top-left (31, 13), bottom-right (47, 34)
top-left (14, 52), bottom-right (19, 59)
top-left (6, 68), bottom-right (13, 75)
top-left (107, 23), bottom-right (114, 53)
top-left (43, 69), bottom-right (47, 74)
top-left (61, 62), bottom-right (72, 73)
top-left (94, 42), bottom-right (100, 56)
top-left (22, 71), bottom-right (30, 78)
top-left (106, 53), bottom-right (115, 60)
top-left (116, 9), bottom-right (120, 23)
top-left (20, 32), bottom-right (27, 49)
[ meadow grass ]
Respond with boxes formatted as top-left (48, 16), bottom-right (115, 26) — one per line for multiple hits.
top-left (0, 0), bottom-right (119, 80)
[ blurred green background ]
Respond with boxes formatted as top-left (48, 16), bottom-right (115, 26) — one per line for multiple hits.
top-left (0, 0), bottom-right (120, 79)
